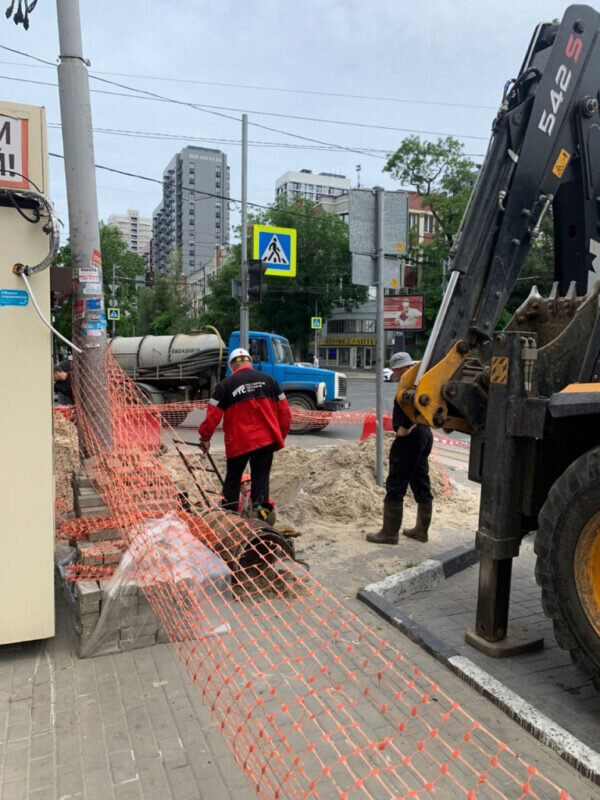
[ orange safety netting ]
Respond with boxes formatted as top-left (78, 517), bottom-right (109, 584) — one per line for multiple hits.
top-left (52, 351), bottom-right (570, 800)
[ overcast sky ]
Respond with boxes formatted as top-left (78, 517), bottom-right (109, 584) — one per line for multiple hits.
top-left (1, 0), bottom-right (572, 239)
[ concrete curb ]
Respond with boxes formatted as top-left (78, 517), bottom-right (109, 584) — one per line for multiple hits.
top-left (362, 544), bottom-right (479, 605)
top-left (357, 550), bottom-right (600, 786)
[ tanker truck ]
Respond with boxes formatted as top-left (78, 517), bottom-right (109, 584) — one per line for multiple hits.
top-left (110, 329), bottom-right (348, 433)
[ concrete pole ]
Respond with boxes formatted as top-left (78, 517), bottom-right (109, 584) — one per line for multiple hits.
top-left (56, 0), bottom-right (110, 445)
top-left (375, 187), bottom-right (385, 487)
top-left (240, 113), bottom-right (249, 350)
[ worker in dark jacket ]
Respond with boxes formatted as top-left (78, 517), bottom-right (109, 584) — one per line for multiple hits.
top-left (199, 347), bottom-right (292, 517)
top-left (367, 351), bottom-right (433, 545)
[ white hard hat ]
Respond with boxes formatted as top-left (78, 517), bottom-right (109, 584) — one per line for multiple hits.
top-left (229, 347), bottom-right (251, 364)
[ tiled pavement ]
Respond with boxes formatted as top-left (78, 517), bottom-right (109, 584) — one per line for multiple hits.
top-left (0, 595), bottom-right (256, 800)
top-left (395, 534), bottom-right (600, 752)
top-left (2, 546), bottom-right (600, 799)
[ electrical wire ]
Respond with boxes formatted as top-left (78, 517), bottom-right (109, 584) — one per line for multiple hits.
top-left (0, 56), bottom-right (497, 111)
top-left (18, 271), bottom-right (82, 353)
top-left (2, 73), bottom-right (490, 144)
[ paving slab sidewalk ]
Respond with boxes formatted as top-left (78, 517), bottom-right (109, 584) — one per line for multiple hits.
top-left (1, 557), bottom-right (599, 799)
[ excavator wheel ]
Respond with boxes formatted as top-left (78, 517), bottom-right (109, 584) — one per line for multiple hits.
top-left (535, 446), bottom-right (600, 688)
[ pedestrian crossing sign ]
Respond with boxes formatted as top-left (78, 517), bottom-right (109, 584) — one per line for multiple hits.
top-left (252, 225), bottom-right (297, 277)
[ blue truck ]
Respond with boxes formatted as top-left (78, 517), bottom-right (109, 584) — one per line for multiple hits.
top-left (111, 329), bottom-right (348, 432)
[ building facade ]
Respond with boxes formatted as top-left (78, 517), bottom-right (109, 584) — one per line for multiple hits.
top-left (107, 209), bottom-right (152, 258)
top-left (275, 169), bottom-right (350, 204)
top-left (152, 146), bottom-right (230, 279)
top-left (312, 192), bottom-right (437, 368)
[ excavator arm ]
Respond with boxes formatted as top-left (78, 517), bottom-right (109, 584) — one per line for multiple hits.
top-left (401, 6), bottom-right (600, 668)
top-left (401, 4), bottom-right (600, 432)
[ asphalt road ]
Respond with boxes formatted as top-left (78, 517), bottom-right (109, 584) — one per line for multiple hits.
top-left (175, 378), bottom-right (398, 449)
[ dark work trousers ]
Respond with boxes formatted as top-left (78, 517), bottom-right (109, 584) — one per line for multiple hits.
top-left (222, 444), bottom-right (275, 510)
top-left (385, 426), bottom-right (434, 504)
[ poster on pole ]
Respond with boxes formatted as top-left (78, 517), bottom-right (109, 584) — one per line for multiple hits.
top-left (384, 295), bottom-right (424, 331)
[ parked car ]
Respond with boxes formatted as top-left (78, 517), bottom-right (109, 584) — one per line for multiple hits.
top-left (383, 367), bottom-right (393, 381)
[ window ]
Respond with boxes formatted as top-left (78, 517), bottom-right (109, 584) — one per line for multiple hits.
top-left (272, 338), bottom-right (294, 364)
top-left (292, 182), bottom-right (300, 190)
top-left (215, 166), bottom-right (221, 175)
top-left (423, 215), bottom-right (435, 234)
top-left (409, 213), bottom-right (418, 230)
top-left (189, 163), bottom-right (195, 171)
top-left (328, 320), bottom-right (344, 333)
top-left (363, 319), bottom-right (375, 333)
top-left (249, 337), bottom-right (269, 363)
top-left (216, 235), bottom-right (221, 243)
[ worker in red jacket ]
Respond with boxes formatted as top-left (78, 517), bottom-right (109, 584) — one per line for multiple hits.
top-left (199, 347), bottom-right (292, 518)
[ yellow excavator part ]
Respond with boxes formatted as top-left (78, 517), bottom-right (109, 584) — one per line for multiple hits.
top-left (397, 341), bottom-right (470, 430)
top-left (574, 512), bottom-right (600, 639)
top-left (560, 383), bottom-right (600, 393)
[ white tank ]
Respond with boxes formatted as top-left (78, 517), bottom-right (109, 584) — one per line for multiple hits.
top-left (111, 333), bottom-right (222, 371)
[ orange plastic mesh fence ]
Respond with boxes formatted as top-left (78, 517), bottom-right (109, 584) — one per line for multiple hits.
top-left (52, 351), bottom-right (570, 800)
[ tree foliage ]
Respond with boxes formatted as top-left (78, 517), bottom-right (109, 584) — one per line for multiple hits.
top-left (137, 248), bottom-right (196, 335)
top-left (201, 196), bottom-right (367, 355)
top-left (53, 223), bottom-right (146, 345)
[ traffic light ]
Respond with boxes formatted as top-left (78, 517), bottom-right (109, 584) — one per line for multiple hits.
top-left (145, 270), bottom-right (155, 287)
top-left (248, 259), bottom-right (267, 303)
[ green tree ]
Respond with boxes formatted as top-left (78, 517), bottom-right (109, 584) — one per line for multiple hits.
top-left (196, 247), bottom-right (250, 340)
top-left (137, 248), bottom-right (197, 335)
top-left (53, 223), bottom-right (146, 342)
top-left (202, 196), bottom-right (367, 355)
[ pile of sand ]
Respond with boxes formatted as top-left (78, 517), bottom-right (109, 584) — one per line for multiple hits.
top-left (53, 412), bottom-right (80, 511)
top-left (270, 434), bottom-right (478, 529)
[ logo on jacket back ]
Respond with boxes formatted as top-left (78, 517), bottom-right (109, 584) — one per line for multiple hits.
top-left (232, 380), bottom-right (267, 398)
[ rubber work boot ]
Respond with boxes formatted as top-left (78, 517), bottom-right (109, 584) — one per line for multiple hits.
top-left (402, 501), bottom-right (433, 543)
top-left (366, 501), bottom-right (404, 545)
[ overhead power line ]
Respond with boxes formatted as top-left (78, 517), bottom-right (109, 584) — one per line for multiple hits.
top-left (1, 73), bottom-right (489, 144)
top-left (45, 122), bottom-right (393, 154)
top-left (0, 57), bottom-right (497, 111)
top-left (0, 45), bottom-right (491, 145)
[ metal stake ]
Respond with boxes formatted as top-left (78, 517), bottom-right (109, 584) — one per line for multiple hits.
top-left (375, 187), bottom-right (384, 487)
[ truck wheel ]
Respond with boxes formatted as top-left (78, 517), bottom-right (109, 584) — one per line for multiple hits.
top-left (535, 446), bottom-right (600, 687)
top-left (135, 384), bottom-right (188, 428)
top-left (286, 393), bottom-right (320, 434)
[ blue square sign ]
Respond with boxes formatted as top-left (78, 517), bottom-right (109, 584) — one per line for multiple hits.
top-left (252, 225), bottom-right (297, 277)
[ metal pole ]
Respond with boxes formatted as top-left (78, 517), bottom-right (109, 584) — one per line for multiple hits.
top-left (240, 113), bottom-right (249, 350)
top-left (375, 187), bottom-right (385, 487)
top-left (111, 263), bottom-right (116, 338)
top-left (56, 0), bottom-right (110, 446)
top-left (314, 300), bottom-right (319, 362)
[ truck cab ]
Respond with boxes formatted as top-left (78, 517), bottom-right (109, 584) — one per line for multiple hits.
top-left (228, 331), bottom-right (348, 431)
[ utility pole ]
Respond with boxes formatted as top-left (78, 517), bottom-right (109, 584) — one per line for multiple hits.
top-left (375, 187), bottom-right (385, 487)
top-left (56, 0), bottom-right (110, 444)
top-left (314, 300), bottom-right (320, 362)
top-left (111, 263), bottom-right (117, 338)
top-left (240, 113), bottom-right (249, 350)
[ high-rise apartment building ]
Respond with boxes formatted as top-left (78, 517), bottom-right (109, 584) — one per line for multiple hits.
top-left (275, 169), bottom-right (350, 203)
top-left (152, 146), bottom-right (230, 277)
top-left (107, 209), bottom-right (152, 256)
